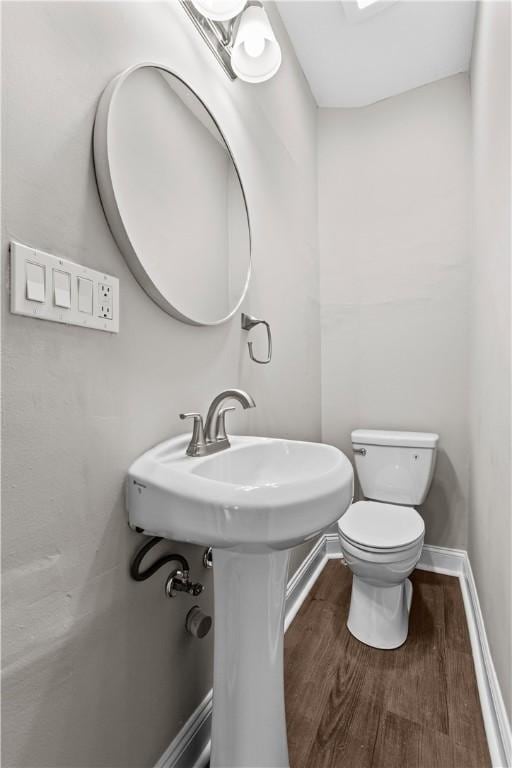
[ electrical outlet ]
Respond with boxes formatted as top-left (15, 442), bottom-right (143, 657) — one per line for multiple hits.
top-left (99, 302), bottom-right (113, 320)
top-left (99, 283), bottom-right (112, 300)
top-left (98, 283), bottom-right (113, 319)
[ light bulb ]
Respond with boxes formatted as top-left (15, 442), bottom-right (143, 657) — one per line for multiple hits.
top-left (231, 4), bottom-right (281, 83)
top-left (191, 0), bottom-right (246, 22)
top-left (244, 35), bottom-right (265, 58)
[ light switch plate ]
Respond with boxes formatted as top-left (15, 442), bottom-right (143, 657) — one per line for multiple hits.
top-left (26, 261), bottom-right (46, 302)
top-left (10, 241), bottom-right (119, 332)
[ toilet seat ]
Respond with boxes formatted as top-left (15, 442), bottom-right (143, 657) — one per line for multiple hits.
top-left (338, 500), bottom-right (425, 553)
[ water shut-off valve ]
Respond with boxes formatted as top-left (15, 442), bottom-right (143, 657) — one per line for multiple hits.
top-left (130, 535), bottom-right (211, 637)
top-left (165, 568), bottom-right (204, 598)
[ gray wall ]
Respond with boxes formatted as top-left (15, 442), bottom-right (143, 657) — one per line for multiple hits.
top-left (1, 3), bottom-right (320, 766)
top-left (469, 0), bottom-right (511, 718)
top-left (3, 2), bottom-right (510, 765)
top-left (318, 74), bottom-right (471, 548)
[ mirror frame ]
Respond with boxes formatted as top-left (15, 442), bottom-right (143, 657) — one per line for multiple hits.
top-left (93, 62), bottom-right (252, 326)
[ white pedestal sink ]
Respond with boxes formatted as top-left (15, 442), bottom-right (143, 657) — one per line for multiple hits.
top-left (127, 435), bottom-right (353, 768)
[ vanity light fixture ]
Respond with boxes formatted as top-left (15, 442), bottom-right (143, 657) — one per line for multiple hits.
top-left (190, 0), bottom-right (246, 21)
top-left (231, 3), bottom-right (282, 82)
top-left (181, 0), bottom-right (282, 83)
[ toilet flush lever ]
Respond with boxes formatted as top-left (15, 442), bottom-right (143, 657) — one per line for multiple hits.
top-left (353, 448), bottom-right (367, 456)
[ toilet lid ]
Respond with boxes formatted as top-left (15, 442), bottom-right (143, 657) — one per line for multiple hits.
top-left (338, 501), bottom-right (425, 550)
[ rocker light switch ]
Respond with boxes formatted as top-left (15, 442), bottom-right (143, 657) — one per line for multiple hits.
top-left (53, 269), bottom-right (71, 308)
top-left (78, 277), bottom-right (93, 314)
top-left (26, 262), bottom-right (45, 302)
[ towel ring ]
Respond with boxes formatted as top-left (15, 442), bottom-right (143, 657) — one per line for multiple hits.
top-left (241, 313), bottom-right (272, 365)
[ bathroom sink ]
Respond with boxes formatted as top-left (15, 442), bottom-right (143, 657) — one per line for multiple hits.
top-left (127, 433), bottom-right (353, 768)
top-left (127, 434), bottom-right (353, 551)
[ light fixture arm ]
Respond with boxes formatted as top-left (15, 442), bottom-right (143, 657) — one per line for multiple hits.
top-left (181, 0), bottom-right (281, 84)
top-left (208, 16), bottom-right (235, 48)
top-left (212, 16), bottom-right (236, 46)
top-left (208, 2), bottom-right (262, 48)
top-left (180, 0), bottom-right (237, 80)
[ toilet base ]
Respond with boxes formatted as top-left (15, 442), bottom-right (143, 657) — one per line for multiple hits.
top-left (347, 576), bottom-right (413, 650)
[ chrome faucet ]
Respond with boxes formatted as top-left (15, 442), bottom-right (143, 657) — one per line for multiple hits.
top-left (180, 388), bottom-right (256, 457)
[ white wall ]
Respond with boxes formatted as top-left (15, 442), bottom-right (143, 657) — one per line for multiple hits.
top-left (469, 0), bottom-right (511, 719)
top-left (1, 3), bottom-right (320, 765)
top-left (319, 74), bottom-right (471, 547)
top-left (3, 1), bottom-right (509, 764)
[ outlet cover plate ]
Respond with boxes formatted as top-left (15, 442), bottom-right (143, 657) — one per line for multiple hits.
top-left (10, 241), bottom-right (119, 333)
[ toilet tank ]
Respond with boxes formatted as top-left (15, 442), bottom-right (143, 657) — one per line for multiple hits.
top-left (352, 429), bottom-right (439, 505)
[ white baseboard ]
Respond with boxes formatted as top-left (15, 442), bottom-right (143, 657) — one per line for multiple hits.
top-left (418, 543), bottom-right (467, 576)
top-left (285, 536), bottom-right (327, 630)
top-left (155, 537), bottom-right (511, 768)
top-left (324, 530), bottom-right (342, 557)
top-left (154, 690), bottom-right (212, 768)
top-left (415, 544), bottom-right (510, 766)
top-left (460, 555), bottom-right (512, 768)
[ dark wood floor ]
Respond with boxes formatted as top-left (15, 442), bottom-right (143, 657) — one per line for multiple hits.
top-left (284, 561), bottom-right (491, 768)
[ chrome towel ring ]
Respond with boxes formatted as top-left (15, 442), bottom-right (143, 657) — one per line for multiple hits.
top-left (241, 313), bottom-right (272, 364)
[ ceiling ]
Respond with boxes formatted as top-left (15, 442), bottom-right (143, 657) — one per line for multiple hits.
top-left (276, 0), bottom-right (476, 108)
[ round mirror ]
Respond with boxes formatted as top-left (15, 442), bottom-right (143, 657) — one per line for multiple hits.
top-left (93, 63), bottom-right (251, 326)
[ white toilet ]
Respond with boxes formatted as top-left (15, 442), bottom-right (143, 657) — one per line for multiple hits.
top-left (338, 429), bottom-right (439, 650)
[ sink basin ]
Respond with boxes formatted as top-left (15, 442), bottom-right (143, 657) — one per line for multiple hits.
top-left (127, 434), bottom-right (352, 551)
top-left (126, 434), bottom-right (353, 768)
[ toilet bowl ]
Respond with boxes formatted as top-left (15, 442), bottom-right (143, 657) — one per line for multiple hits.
top-left (338, 501), bottom-right (424, 649)
top-left (338, 430), bottom-right (438, 649)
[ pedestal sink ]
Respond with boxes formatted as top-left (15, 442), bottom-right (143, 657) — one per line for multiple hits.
top-left (127, 434), bottom-right (353, 768)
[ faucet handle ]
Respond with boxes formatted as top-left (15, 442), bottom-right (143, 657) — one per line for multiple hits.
top-left (215, 406), bottom-right (236, 442)
top-left (180, 411), bottom-right (203, 423)
top-left (180, 413), bottom-right (207, 457)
